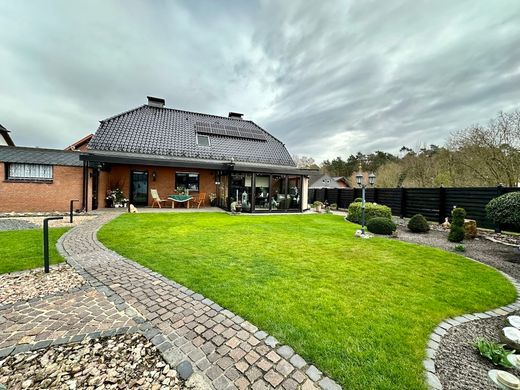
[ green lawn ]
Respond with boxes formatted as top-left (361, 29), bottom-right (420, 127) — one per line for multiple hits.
top-left (0, 227), bottom-right (70, 274)
top-left (98, 213), bottom-right (516, 389)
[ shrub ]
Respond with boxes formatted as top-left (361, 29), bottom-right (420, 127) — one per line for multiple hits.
top-left (367, 217), bottom-right (396, 235)
top-left (407, 214), bottom-right (430, 233)
top-left (448, 208), bottom-right (466, 242)
top-left (354, 197), bottom-right (363, 203)
top-left (330, 203), bottom-right (338, 209)
top-left (448, 225), bottom-right (465, 243)
top-left (474, 338), bottom-right (513, 368)
top-left (486, 192), bottom-right (520, 228)
top-left (347, 202), bottom-right (392, 225)
top-left (454, 244), bottom-right (466, 252)
top-left (313, 201), bottom-right (323, 207)
top-left (451, 208), bottom-right (466, 226)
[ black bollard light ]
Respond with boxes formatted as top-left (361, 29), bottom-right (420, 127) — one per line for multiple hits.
top-left (70, 199), bottom-right (79, 223)
top-left (43, 216), bottom-right (64, 273)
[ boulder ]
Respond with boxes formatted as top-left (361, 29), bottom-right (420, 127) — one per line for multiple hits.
top-left (464, 219), bottom-right (477, 239)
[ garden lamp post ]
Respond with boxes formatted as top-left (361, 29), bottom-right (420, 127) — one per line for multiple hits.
top-left (355, 165), bottom-right (376, 235)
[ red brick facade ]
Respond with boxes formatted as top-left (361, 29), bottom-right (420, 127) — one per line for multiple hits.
top-left (0, 163), bottom-right (92, 213)
top-left (98, 164), bottom-right (216, 208)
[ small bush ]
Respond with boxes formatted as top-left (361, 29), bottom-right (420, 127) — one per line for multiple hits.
top-left (313, 201), bottom-right (323, 207)
top-left (354, 197), bottom-right (363, 203)
top-left (454, 244), bottom-right (466, 252)
top-left (347, 202), bottom-right (392, 225)
top-left (473, 338), bottom-right (513, 368)
top-left (407, 214), bottom-right (430, 233)
top-left (486, 192), bottom-right (520, 228)
top-left (330, 203), bottom-right (338, 209)
top-left (367, 217), bottom-right (396, 235)
top-left (451, 208), bottom-right (466, 226)
top-left (448, 225), bottom-right (465, 243)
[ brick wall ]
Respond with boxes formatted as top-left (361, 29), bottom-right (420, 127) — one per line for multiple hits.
top-left (0, 163), bottom-right (91, 212)
top-left (101, 164), bottom-right (216, 208)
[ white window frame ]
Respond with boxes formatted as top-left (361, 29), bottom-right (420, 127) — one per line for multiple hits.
top-left (7, 163), bottom-right (53, 181)
top-left (196, 134), bottom-right (211, 147)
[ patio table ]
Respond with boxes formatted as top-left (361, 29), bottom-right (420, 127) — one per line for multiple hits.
top-left (168, 194), bottom-right (193, 208)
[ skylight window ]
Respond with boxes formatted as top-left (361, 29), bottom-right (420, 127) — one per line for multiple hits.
top-left (197, 134), bottom-right (210, 147)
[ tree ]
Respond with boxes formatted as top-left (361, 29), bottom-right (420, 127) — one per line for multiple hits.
top-left (292, 155), bottom-right (319, 169)
top-left (449, 110), bottom-right (520, 187)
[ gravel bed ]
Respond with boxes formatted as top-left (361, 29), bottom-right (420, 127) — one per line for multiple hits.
top-left (435, 315), bottom-right (515, 390)
top-left (0, 264), bottom-right (85, 306)
top-left (0, 333), bottom-right (185, 389)
top-left (0, 216), bottom-right (96, 231)
top-left (0, 219), bottom-right (37, 231)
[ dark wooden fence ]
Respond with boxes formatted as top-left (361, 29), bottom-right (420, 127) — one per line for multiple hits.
top-left (308, 186), bottom-right (520, 231)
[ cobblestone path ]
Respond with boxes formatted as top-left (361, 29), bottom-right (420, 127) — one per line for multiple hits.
top-left (0, 287), bottom-right (136, 353)
top-left (58, 212), bottom-right (340, 390)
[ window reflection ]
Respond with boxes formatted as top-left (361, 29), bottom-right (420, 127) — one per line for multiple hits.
top-left (255, 174), bottom-right (270, 210)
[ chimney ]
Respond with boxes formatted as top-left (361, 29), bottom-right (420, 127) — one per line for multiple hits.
top-left (147, 96), bottom-right (165, 108)
top-left (228, 112), bottom-right (244, 119)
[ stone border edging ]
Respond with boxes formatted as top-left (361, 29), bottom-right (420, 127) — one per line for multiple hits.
top-left (424, 260), bottom-right (520, 390)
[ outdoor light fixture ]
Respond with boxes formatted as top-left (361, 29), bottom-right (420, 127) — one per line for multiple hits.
top-left (356, 164), bottom-right (376, 235)
top-left (152, 171), bottom-right (157, 181)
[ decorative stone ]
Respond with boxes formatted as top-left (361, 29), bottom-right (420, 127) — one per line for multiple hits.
top-left (507, 316), bottom-right (520, 329)
top-left (176, 360), bottom-right (193, 380)
top-left (500, 327), bottom-right (520, 350)
top-left (464, 219), bottom-right (477, 239)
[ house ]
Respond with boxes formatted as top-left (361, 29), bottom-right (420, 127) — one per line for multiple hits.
top-left (0, 145), bottom-right (91, 212)
top-left (65, 134), bottom-right (93, 151)
top-left (81, 97), bottom-right (309, 212)
top-left (309, 173), bottom-right (350, 189)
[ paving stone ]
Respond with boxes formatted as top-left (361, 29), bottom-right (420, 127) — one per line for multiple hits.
top-left (265, 336), bottom-right (279, 348)
top-left (264, 369), bottom-right (284, 387)
top-left (245, 366), bottom-right (263, 382)
top-left (266, 350), bottom-right (281, 363)
top-left (254, 330), bottom-right (268, 340)
top-left (426, 372), bottom-right (442, 390)
top-left (290, 353), bottom-right (306, 369)
top-left (306, 365), bottom-right (322, 381)
top-left (282, 378), bottom-right (299, 390)
top-left (277, 345), bottom-right (295, 359)
top-left (318, 377), bottom-right (342, 390)
top-left (276, 359), bottom-right (294, 376)
top-left (206, 365), bottom-right (224, 381)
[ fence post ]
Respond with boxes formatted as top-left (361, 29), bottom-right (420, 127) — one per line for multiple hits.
top-left (400, 186), bottom-right (406, 218)
top-left (438, 186), bottom-right (446, 224)
top-left (494, 184), bottom-right (504, 233)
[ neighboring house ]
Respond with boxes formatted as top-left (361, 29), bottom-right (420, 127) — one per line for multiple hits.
top-left (65, 134), bottom-right (93, 151)
top-left (0, 124), bottom-right (15, 146)
top-left (0, 145), bottom-right (92, 212)
top-left (309, 173), bottom-right (350, 189)
top-left (81, 96), bottom-right (309, 212)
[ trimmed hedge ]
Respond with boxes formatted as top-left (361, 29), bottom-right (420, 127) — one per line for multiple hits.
top-left (448, 207), bottom-right (466, 243)
top-left (347, 202), bottom-right (392, 225)
top-left (448, 226), bottom-right (465, 243)
top-left (486, 192), bottom-right (520, 228)
top-left (407, 214), bottom-right (430, 233)
top-left (367, 217), bottom-right (396, 235)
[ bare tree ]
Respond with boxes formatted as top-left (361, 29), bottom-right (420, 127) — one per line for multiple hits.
top-left (292, 155), bottom-right (319, 169)
top-left (449, 110), bottom-right (520, 187)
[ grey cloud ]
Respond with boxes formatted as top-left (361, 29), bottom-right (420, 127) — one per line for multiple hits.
top-left (0, 0), bottom-right (519, 163)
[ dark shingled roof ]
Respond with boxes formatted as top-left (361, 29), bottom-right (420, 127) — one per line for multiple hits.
top-left (0, 146), bottom-right (83, 166)
top-left (88, 105), bottom-right (296, 167)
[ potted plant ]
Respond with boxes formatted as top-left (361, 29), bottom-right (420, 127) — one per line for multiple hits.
top-left (313, 201), bottom-right (324, 212)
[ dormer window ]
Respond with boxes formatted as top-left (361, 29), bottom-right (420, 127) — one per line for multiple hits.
top-left (197, 134), bottom-right (210, 147)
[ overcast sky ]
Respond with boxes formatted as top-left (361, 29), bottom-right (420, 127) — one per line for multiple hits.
top-left (1, 1), bottom-right (519, 163)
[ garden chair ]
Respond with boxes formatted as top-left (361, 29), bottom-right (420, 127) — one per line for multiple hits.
top-left (192, 192), bottom-right (206, 208)
top-left (150, 189), bottom-right (168, 208)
